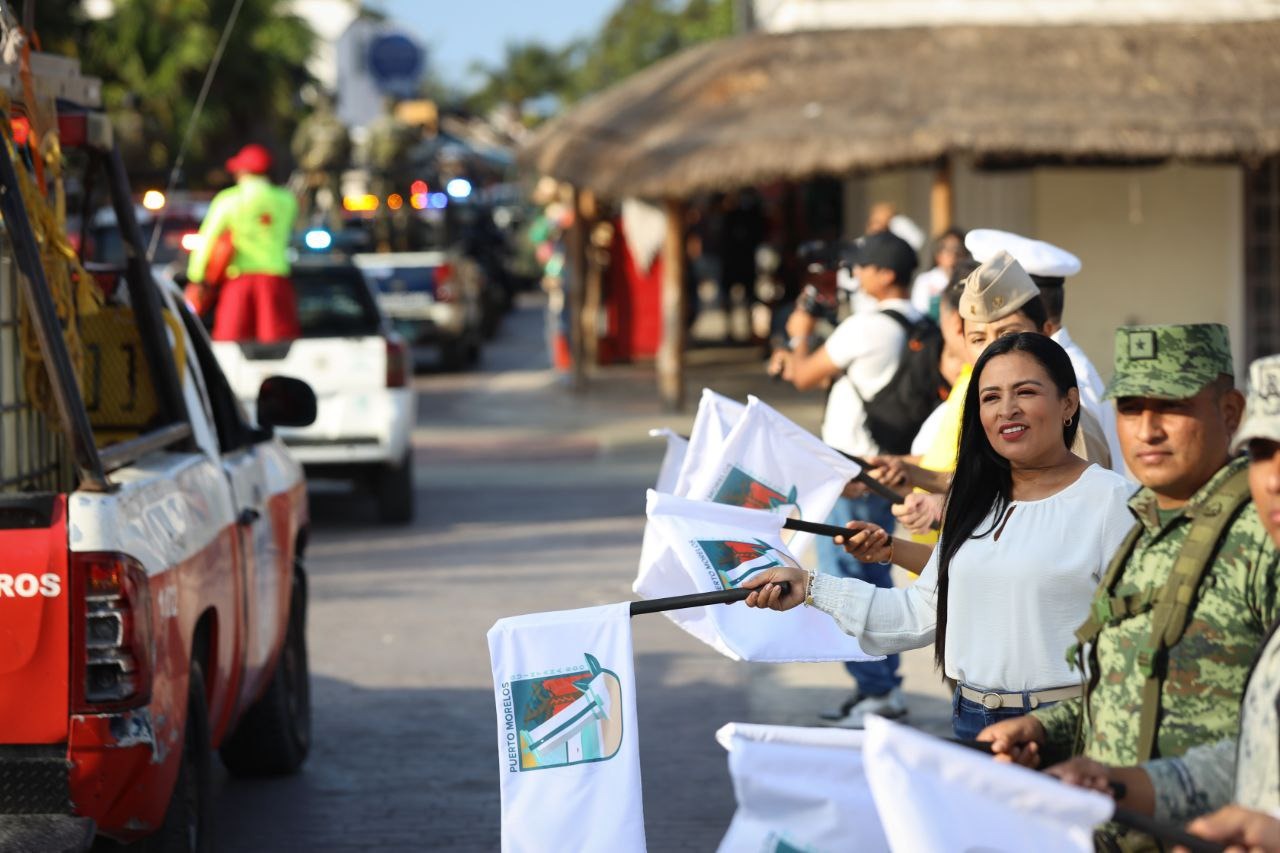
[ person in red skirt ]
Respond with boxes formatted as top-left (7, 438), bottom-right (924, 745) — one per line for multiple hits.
top-left (186, 144), bottom-right (300, 342)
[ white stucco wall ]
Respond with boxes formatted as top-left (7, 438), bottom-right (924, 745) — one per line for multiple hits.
top-left (288, 0), bottom-right (359, 89)
top-left (841, 162), bottom-right (1245, 381)
top-left (754, 0), bottom-right (1280, 31)
top-left (1032, 165), bottom-right (1244, 380)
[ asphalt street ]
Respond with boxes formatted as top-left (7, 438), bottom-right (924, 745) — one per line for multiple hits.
top-left (211, 294), bottom-right (950, 852)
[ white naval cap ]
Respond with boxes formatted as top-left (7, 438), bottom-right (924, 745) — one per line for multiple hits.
top-left (888, 214), bottom-right (925, 252)
top-left (965, 228), bottom-right (1081, 278)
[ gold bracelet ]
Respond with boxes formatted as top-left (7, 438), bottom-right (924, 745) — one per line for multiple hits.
top-left (804, 568), bottom-right (815, 607)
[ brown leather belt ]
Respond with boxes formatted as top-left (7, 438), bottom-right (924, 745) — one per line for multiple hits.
top-left (958, 683), bottom-right (1082, 711)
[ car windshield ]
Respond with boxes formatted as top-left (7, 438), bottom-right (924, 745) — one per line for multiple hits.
top-left (293, 269), bottom-right (382, 338)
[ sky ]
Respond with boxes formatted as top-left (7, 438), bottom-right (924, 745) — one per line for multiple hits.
top-left (374, 1), bottom-right (620, 90)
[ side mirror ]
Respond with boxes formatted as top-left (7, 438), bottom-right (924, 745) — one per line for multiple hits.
top-left (257, 376), bottom-right (317, 429)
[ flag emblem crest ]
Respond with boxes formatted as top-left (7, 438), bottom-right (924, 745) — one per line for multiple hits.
top-left (511, 653), bottom-right (624, 772)
top-left (766, 833), bottom-right (822, 853)
top-left (694, 538), bottom-right (799, 589)
top-left (711, 466), bottom-right (800, 517)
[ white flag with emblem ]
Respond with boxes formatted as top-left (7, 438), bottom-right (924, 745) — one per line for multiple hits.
top-left (672, 389), bottom-right (747, 497)
top-left (636, 428), bottom-right (691, 586)
top-left (716, 723), bottom-right (890, 853)
top-left (684, 396), bottom-right (861, 556)
top-left (862, 717), bottom-right (1113, 853)
top-left (487, 602), bottom-right (645, 853)
top-left (644, 491), bottom-right (879, 662)
top-left (635, 392), bottom-right (744, 651)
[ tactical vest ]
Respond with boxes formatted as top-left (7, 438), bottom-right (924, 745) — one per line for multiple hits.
top-left (1069, 464), bottom-right (1253, 762)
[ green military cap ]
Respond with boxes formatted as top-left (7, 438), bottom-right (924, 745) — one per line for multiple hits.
top-left (959, 250), bottom-right (1040, 323)
top-left (1232, 354), bottom-right (1280, 451)
top-left (1105, 323), bottom-right (1233, 401)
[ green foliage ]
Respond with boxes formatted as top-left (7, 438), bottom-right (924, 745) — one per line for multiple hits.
top-left (466, 0), bottom-right (734, 122)
top-left (570, 0), bottom-right (733, 99)
top-left (466, 41), bottom-right (578, 116)
top-left (45, 0), bottom-right (321, 187)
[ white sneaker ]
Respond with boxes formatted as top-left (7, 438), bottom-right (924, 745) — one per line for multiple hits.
top-left (818, 691), bottom-right (864, 722)
top-left (824, 687), bottom-right (908, 728)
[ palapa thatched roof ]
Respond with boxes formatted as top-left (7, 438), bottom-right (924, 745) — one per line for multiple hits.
top-left (522, 20), bottom-right (1280, 199)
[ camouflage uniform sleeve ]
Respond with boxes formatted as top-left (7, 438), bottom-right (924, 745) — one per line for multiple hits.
top-left (1142, 738), bottom-right (1237, 822)
top-left (1246, 535), bottom-right (1280, 630)
top-left (1031, 696), bottom-right (1081, 763)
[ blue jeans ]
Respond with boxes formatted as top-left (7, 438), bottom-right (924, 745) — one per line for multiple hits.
top-left (817, 494), bottom-right (901, 696)
top-left (951, 687), bottom-right (1059, 740)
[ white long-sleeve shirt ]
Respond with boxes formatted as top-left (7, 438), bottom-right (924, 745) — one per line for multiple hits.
top-left (810, 464), bottom-right (1136, 691)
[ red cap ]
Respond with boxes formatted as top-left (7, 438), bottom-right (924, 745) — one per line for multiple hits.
top-left (225, 143), bottom-right (272, 175)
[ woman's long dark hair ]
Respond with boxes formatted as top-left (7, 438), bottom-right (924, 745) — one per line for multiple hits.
top-left (933, 332), bottom-right (1081, 670)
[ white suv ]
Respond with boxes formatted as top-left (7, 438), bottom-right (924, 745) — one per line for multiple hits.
top-left (211, 261), bottom-right (417, 523)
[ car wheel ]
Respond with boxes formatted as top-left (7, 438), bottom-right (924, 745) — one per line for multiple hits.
top-left (375, 456), bottom-right (414, 525)
top-left (218, 569), bottom-right (311, 776)
top-left (136, 663), bottom-right (212, 853)
top-left (439, 339), bottom-right (465, 371)
top-left (481, 300), bottom-right (502, 339)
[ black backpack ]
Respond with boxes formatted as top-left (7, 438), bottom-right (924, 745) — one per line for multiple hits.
top-left (856, 310), bottom-right (950, 455)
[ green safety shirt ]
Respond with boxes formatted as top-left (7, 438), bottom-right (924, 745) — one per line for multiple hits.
top-left (1034, 457), bottom-right (1280, 766)
top-left (187, 175), bottom-right (297, 282)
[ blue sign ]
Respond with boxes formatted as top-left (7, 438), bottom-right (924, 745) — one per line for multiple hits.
top-left (368, 33), bottom-right (424, 93)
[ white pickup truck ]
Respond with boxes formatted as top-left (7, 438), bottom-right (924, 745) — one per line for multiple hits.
top-left (212, 259), bottom-right (417, 524)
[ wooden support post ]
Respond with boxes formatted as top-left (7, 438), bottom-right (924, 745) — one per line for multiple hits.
top-left (658, 198), bottom-right (687, 412)
top-left (580, 190), bottom-right (602, 372)
top-left (930, 157), bottom-right (954, 236)
top-left (567, 185), bottom-right (589, 392)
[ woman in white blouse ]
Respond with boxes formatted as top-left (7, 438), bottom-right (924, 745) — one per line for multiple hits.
top-left (744, 332), bottom-right (1136, 738)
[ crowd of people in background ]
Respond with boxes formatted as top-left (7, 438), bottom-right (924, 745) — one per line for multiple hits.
top-left (738, 216), bottom-right (1280, 851)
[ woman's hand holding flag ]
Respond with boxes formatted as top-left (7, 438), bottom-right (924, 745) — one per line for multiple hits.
top-left (834, 521), bottom-right (893, 563)
top-left (741, 567), bottom-right (808, 611)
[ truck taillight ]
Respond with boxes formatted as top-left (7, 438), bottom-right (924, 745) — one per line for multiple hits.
top-left (434, 263), bottom-right (455, 302)
top-left (386, 334), bottom-right (410, 388)
top-left (70, 553), bottom-right (154, 712)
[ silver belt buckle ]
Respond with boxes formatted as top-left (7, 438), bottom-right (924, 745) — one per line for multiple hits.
top-left (980, 691), bottom-right (1004, 710)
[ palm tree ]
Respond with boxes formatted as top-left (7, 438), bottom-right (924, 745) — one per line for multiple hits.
top-left (52, 0), bottom-right (319, 186)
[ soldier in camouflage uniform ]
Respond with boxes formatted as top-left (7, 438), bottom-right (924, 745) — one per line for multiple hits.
top-left (980, 324), bottom-right (1279, 847)
top-left (1044, 352), bottom-right (1280, 850)
top-left (291, 90), bottom-right (351, 231)
top-left (364, 97), bottom-right (414, 252)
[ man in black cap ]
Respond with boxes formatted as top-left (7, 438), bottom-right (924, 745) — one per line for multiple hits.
top-left (769, 229), bottom-right (922, 726)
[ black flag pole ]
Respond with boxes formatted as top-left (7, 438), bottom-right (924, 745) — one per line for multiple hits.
top-left (1108, 807), bottom-right (1224, 853)
top-left (946, 740), bottom-right (1224, 852)
top-left (783, 517), bottom-right (869, 540)
top-left (833, 450), bottom-right (908, 505)
top-left (629, 583), bottom-right (791, 617)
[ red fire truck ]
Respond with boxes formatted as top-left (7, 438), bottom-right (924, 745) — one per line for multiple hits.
top-left (0, 54), bottom-right (313, 852)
